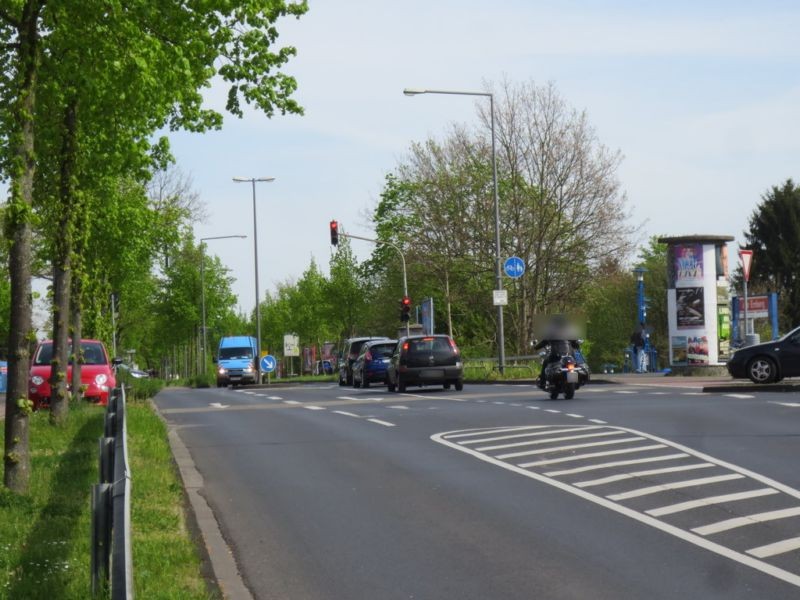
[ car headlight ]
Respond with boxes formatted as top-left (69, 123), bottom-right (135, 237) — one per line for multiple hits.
top-left (31, 375), bottom-right (45, 385)
top-left (95, 374), bottom-right (108, 386)
top-left (244, 365), bottom-right (254, 373)
top-left (218, 367), bottom-right (227, 375)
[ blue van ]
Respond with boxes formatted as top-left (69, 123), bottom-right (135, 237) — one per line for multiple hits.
top-left (216, 336), bottom-right (259, 387)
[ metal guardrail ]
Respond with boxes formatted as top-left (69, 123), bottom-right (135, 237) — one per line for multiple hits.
top-left (92, 386), bottom-right (134, 599)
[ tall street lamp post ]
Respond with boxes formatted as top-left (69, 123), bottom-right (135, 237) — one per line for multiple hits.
top-left (233, 176), bottom-right (275, 376)
top-left (403, 87), bottom-right (505, 372)
top-left (200, 235), bottom-right (247, 373)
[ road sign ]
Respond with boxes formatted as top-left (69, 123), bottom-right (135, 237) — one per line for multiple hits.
top-left (503, 256), bottom-right (525, 279)
top-left (260, 355), bottom-right (277, 373)
top-left (283, 334), bottom-right (299, 357)
top-left (739, 249), bottom-right (753, 282)
top-left (493, 289), bottom-right (508, 306)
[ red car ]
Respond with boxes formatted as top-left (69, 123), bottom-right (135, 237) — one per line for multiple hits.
top-left (28, 339), bottom-right (116, 408)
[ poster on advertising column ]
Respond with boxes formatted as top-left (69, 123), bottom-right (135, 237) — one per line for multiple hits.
top-left (676, 287), bottom-right (705, 329)
top-left (668, 243), bottom-right (704, 287)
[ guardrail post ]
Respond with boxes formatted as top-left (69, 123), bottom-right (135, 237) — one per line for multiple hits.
top-left (99, 437), bottom-right (115, 484)
top-left (91, 483), bottom-right (112, 597)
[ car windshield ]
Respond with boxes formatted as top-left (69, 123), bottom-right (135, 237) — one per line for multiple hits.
top-left (33, 342), bottom-right (107, 366)
top-left (219, 347), bottom-right (254, 360)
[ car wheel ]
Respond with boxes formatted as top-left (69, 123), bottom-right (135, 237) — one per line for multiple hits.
top-left (443, 382), bottom-right (451, 390)
top-left (455, 380), bottom-right (463, 391)
top-left (747, 357), bottom-right (777, 384)
top-left (398, 376), bottom-right (406, 393)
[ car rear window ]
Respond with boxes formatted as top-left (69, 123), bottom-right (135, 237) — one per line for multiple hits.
top-left (406, 338), bottom-right (454, 359)
top-left (219, 347), bottom-right (254, 360)
top-left (369, 343), bottom-right (396, 359)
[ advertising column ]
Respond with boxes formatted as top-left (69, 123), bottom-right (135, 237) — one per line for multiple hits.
top-left (661, 235), bottom-right (733, 368)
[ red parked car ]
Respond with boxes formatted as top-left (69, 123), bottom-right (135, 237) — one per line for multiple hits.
top-left (28, 339), bottom-right (116, 408)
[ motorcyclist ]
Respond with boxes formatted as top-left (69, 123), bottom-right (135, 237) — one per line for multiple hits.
top-left (534, 315), bottom-right (580, 389)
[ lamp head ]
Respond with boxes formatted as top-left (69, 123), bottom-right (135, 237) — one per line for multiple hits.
top-left (403, 88), bottom-right (426, 96)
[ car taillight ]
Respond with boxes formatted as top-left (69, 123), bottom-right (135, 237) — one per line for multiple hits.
top-left (448, 338), bottom-right (459, 354)
top-left (402, 342), bottom-right (409, 351)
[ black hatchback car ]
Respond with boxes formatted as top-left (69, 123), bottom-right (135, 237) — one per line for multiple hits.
top-left (726, 325), bottom-right (800, 383)
top-left (387, 335), bottom-right (464, 392)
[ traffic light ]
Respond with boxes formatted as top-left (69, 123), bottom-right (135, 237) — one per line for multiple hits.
top-left (329, 220), bottom-right (339, 246)
top-left (400, 296), bottom-right (411, 322)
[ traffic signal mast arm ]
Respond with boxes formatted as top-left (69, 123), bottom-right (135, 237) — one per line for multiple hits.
top-left (332, 226), bottom-right (410, 335)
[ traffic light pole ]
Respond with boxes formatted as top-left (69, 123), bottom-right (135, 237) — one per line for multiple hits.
top-left (337, 231), bottom-right (409, 336)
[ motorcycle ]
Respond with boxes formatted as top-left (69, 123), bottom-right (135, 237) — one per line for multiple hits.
top-left (543, 353), bottom-right (589, 400)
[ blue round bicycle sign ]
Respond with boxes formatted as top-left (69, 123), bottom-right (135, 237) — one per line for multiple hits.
top-left (503, 256), bottom-right (525, 279)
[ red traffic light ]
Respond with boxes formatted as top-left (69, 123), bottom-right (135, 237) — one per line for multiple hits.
top-left (330, 220), bottom-right (339, 246)
top-left (400, 296), bottom-right (411, 321)
top-left (401, 296), bottom-right (411, 307)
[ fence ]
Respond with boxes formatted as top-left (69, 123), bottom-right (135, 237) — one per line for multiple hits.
top-left (91, 386), bottom-right (134, 599)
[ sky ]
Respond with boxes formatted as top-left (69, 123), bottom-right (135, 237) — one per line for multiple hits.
top-left (167, 0), bottom-right (800, 316)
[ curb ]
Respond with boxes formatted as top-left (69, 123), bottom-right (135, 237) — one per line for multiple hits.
top-left (149, 398), bottom-right (254, 600)
top-left (702, 384), bottom-right (800, 393)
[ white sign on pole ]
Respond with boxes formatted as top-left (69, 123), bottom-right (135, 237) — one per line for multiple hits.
top-left (493, 289), bottom-right (508, 306)
top-left (283, 334), bottom-right (299, 357)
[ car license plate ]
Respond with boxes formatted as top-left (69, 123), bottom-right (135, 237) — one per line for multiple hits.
top-left (566, 371), bottom-right (579, 383)
top-left (422, 369), bottom-right (444, 379)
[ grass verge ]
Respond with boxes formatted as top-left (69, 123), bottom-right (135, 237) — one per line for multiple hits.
top-left (0, 399), bottom-right (216, 599)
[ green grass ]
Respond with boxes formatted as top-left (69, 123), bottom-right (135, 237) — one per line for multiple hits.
top-left (0, 399), bottom-right (216, 599)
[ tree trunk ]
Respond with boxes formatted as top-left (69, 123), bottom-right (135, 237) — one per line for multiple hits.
top-left (50, 99), bottom-right (79, 425)
top-left (4, 0), bottom-right (42, 494)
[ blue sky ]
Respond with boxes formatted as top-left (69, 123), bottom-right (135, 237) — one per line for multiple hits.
top-left (163, 1), bottom-right (800, 314)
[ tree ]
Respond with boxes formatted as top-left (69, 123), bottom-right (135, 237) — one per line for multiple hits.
top-left (743, 179), bottom-right (800, 328)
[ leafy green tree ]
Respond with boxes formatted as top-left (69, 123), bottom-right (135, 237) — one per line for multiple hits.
top-left (744, 179), bottom-right (800, 328)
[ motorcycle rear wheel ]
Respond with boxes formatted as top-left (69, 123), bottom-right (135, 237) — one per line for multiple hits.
top-left (564, 382), bottom-right (576, 399)
top-left (549, 387), bottom-right (559, 400)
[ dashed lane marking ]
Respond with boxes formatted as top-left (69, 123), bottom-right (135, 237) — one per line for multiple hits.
top-left (283, 400), bottom-right (300, 405)
top-left (725, 394), bottom-right (755, 399)
top-left (770, 402), bottom-right (800, 408)
top-left (304, 406), bottom-right (326, 411)
top-left (588, 419), bottom-right (607, 424)
top-left (332, 410), bottom-right (360, 418)
top-left (432, 424), bottom-right (800, 588)
top-left (367, 418), bottom-right (395, 427)
top-left (566, 413), bottom-right (583, 418)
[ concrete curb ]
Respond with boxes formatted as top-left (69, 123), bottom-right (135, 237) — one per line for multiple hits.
top-left (149, 399), bottom-right (254, 600)
top-left (702, 383), bottom-right (800, 393)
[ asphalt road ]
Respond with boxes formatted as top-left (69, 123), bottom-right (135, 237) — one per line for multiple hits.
top-left (153, 381), bottom-right (800, 599)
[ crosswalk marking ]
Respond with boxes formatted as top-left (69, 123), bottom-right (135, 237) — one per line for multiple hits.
top-left (748, 536), bottom-right (800, 559)
top-left (499, 437), bottom-right (645, 460)
top-left (646, 488), bottom-right (779, 517)
top-left (575, 463), bottom-right (715, 488)
top-left (477, 430), bottom-right (626, 453)
top-left (460, 426), bottom-right (602, 446)
top-left (519, 444), bottom-right (668, 468)
top-left (545, 453), bottom-right (690, 477)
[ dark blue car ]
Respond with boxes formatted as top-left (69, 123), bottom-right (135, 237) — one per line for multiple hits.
top-left (352, 340), bottom-right (397, 388)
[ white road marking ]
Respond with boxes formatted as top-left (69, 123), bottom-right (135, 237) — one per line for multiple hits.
top-left (304, 406), bottom-right (326, 411)
top-left (607, 474), bottom-right (745, 501)
top-left (460, 426), bottom-right (602, 446)
top-left (388, 405), bottom-right (409, 410)
top-left (500, 437), bottom-right (645, 460)
top-left (528, 406), bottom-right (541, 410)
top-left (693, 507), bottom-right (800, 536)
top-left (367, 418), bottom-right (395, 427)
top-left (575, 463), bottom-right (714, 488)
top-left (478, 430), bottom-right (626, 453)
top-left (283, 400), bottom-right (300, 405)
top-left (646, 489), bottom-right (779, 517)
top-left (566, 413), bottom-right (583, 418)
top-left (510, 403), bottom-right (523, 407)
top-left (209, 403), bottom-right (229, 409)
top-left (615, 390), bottom-right (637, 394)
top-left (476, 400), bottom-right (487, 403)
top-left (748, 537), bottom-right (800, 559)
top-left (588, 419), bottom-right (607, 424)
top-left (493, 401), bottom-right (506, 405)
top-left (337, 396), bottom-right (359, 401)
top-left (520, 444), bottom-right (668, 468)
top-left (433, 426), bottom-right (800, 588)
top-left (725, 394), bottom-right (754, 399)
top-left (546, 453), bottom-right (690, 477)
top-left (268, 396), bottom-right (283, 400)
top-left (445, 425), bottom-right (551, 440)
top-left (333, 411), bottom-right (360, 418)
top-left (649, 392), bottom-right (668, 395)
top-left (682, 392), bottom-right (709, 396)
top-left (770, 402), bottom-right (800, 408)
top-left (544, 409), bottom-right (561, 414)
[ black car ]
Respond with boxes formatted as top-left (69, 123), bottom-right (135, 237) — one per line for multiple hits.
top-left (352, 340), bottom-right (397, 388)
top-left (338, 336), bottom-right (389, 386)
top-left (726, 325), bottom-right (800, 383)
top-left (387, 334), bottom-right (464, 392)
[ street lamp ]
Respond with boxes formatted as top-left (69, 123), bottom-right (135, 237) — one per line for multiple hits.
top-left (403, 87), bottom-right (505, 372)
top-left (633, 266), bottom-right (650, 373)
top-left (233, 177), bottom-right (275, 378)
top-left (200, 235), bottom-right (247, 373)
